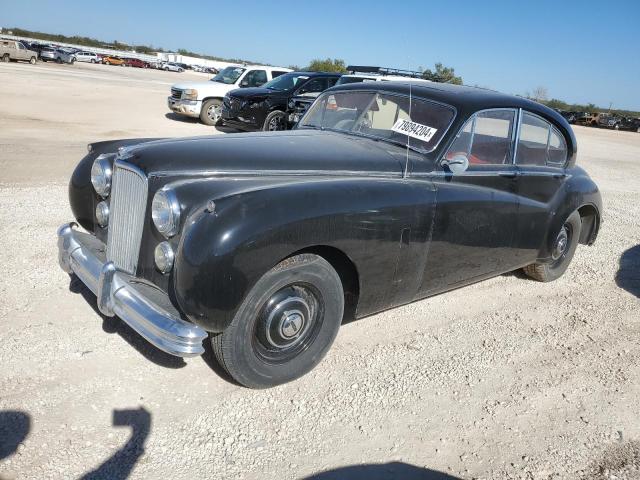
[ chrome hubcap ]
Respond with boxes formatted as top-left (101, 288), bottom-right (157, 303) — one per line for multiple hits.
top-left (207, 104), bottom-right (220, 121)
top-left (552, 226), bottom-right (569, 261)
top-left (254, 284), bottom-right (322, 364)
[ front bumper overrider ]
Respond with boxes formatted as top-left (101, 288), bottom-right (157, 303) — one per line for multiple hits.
top-left (57, 223), bottom-right (207, 357)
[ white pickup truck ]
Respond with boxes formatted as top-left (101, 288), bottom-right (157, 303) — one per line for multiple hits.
top-left (168, 64), bottom-right (291, 125)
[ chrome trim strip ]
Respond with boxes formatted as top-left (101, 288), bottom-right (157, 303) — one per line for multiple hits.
top-left (58, 224), bottom-right (207, 357)
top-left (148, 169), bottom-right (403, 179)
top-left (511, 108), bottom-right (522, 165)
top-left (412, 170), bottom-right (568, 178)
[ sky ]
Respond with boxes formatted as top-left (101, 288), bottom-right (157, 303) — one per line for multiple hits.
top-left (2, 0), bottom-right (639, 110)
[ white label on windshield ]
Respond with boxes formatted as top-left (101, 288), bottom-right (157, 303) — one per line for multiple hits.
top-left (391, 119), bottom-right (438, 142)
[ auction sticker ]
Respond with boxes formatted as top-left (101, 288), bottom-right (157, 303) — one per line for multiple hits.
top-left (391, 119), bottom-right (438, 142)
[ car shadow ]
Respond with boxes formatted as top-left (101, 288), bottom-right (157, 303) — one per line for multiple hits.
top-left (616, 245), bottom-right (640, 298)
top-left (80, 407), bottom-right (151, 480)
top-left (214, 125), bottom-right (241, 134)
top-left (163, 112), bottom-right (200, 124)
top-left (301, 462), bottom-right (461, 479)
top-left (200, 337), bottom-right (241, 386)
top-left (0, 410), bottom-right (30, 461)
top-left (68, 276), bottom-right (186, 369)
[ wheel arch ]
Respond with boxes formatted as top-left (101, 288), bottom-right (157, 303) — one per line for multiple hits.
top-left (577, 203), bottom-right (600, 245)
top-left (286, 245), bottom-right (360, 324)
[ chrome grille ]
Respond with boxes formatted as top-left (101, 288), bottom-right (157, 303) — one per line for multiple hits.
top-left (171, 88), bottom-right (182, 99)
top-left (106, 161), bottom-right (148, 274)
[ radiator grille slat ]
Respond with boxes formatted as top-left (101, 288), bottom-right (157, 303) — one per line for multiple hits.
top-left (106, 162), bottom-right (148, 274)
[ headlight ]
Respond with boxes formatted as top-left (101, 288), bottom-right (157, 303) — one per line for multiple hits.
top-left (151, 188), bottom-right (181, 237)
top-left (95, 201), bottom-right (109, 227)
top-left (91, 155), bottom-right (112, 198)
top-left (154, 242), bottom-right (175, 274)
top-left (183, 89), bottom-right (198, 100)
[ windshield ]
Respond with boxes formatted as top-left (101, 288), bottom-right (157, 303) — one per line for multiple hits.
top-left (299, 91), bottom-right (455, 152)
top-left (211, 66), bottom-right (246, 85)
top-left (262, 73), bottom-right (310, 91)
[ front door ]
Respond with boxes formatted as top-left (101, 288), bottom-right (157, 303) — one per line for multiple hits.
top-left (418, 109), bottom-right (521, 295)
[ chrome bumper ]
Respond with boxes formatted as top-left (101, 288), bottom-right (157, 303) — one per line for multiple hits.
top-left (57, 223), bottom-right (207, 357)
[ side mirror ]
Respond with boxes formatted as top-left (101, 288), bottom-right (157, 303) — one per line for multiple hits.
top-left (240, 80), bottom-right (249, 87)
top-left (441, 154), bottom-right (469, 174)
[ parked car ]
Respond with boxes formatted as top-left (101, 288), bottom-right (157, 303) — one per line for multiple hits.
top-left (0, 40), bottom-right (38, 64)
top-left (221, 71), bottom-right (341, 131)
top-left (168, 65), bottom-right (291, 125)
top-left (54, 48), bottom-right (76, 65)
top-left (557, 110), bottom-right (577, 124)
top-left (58, 81), bottom-right (601, 388)
top-left (74, 51), bottom-right (101, 63)
top-left (596, 113), bottom-right (622, 129)
top-left (124, 57), bottom-right (150, 68)
top-left (161, 62), bottom-right (184, 72)
top-left (102, 55), bottom-right (125, 66)
top-left (618, 117), bottom-right (640, 132)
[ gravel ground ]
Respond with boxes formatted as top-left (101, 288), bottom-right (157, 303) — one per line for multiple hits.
top-left (0, 61), bottom-right (639, 480)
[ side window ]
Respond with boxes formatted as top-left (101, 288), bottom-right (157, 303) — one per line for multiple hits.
top-left (243, 70), bottom-right (268, 87)
top-left (298, 78), bottom-right (327, 96)
top-left (547, 127), bottom-right (568, 166)
top-left (516, 113), bottom-right (549, 166)
top-left (444, 110), bottom-right (516, 165)
top-left (271, 70), bottom-right (288, 78)
top-left (516, 112), bottom-right (567, 167)
top-left (327, 77), bottom-right (339, 87)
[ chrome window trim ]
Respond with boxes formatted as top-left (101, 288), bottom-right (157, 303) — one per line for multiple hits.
top-left (440, 107), bottom-right (519, 167)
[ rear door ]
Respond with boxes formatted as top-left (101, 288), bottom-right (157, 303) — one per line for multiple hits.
top-left (420, 109), bottom-right (521, 294)
top-left (513, 111), bottom-right (569, 263)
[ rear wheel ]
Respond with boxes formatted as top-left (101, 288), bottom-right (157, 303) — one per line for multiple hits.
top-left (523, 211), bottom-right (582, 282)
top-left (212, 254), bottom-right (344, 388)
top-left (29, 56), bottom-right (36, 64)
top-left (263, 110), bottom-right (287, 131)
top-left (56, 57), bottom-right (62, 64)
top-left (3, 54), bottom-right (10, 63)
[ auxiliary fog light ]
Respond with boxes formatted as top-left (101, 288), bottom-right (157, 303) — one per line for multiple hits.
top-left (154, 241), bottom-right (175, 274)
top-left (95, 201), bottom-right (109, 227)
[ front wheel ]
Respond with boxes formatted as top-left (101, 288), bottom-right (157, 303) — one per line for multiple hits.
top-left (523, 211), bottom-right (582, 282)
top-left (212, 254), bottom-right (344, 388)
top-left (263, 110), bottom-right (287, 131)
top-left (29, 56), bottom-right (36, 64)
top-left (200, 98), bottom-right (222, 125)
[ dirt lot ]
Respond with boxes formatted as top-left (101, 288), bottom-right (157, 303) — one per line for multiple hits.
top-left (0, 61), bottom-right (639, 480)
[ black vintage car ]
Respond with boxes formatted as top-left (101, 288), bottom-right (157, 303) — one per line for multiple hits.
top-left (220, 71), bottom-right (341, 131)
top-left (58, 82), bottom-right (602, 388)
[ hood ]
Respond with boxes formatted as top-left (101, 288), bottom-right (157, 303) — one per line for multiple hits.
top-left (118, 130), bottom-right (406, 178)
top-left (228, 87), bottom-right (274, 99)
top-left (171, 80), bottom-right (232, 91)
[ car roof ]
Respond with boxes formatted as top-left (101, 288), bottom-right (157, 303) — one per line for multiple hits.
top-left (287, 71), bottom-right (342, 77)
top-left (330, 81), bottom-right (569, 127)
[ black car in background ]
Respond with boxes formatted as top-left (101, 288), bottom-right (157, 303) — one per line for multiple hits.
top-left (221, 71), bottom-right (341, 131)
top-left (557, 110), bottom-right (577, 124)
top-left (619, 117), bottom-right (640, 132)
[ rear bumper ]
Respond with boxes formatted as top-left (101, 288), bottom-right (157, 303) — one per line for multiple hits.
top-left (57, 223), bottom-right (207, 357)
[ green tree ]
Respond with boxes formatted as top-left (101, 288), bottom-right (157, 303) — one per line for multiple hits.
top-left (305, 58), bottom-right (348, 73)
top-left (421, 63), bottom-right (463, 84)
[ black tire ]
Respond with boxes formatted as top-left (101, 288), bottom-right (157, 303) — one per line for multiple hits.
top-left (200, 98), bottom-right (222, 126)
top-left (70, 58), bottom-right (75, 65)
top-left (263, 110), bottom-right (287, 131)
top-left (91, 59), bottom-right (96, 64)
top-left (2, 54), bottom-right (10, 63)
top-left (56, 57), bottom-right (62, 64)
top-left (29, 56), bottom-right (36, 65)
top-left (212, 254), bottom-right (344, 388)
top-left (523, 211), bottom-right (582, 282)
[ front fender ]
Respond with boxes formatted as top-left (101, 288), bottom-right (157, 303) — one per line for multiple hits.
top-left (172, 177), bottom-right (434, 332)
